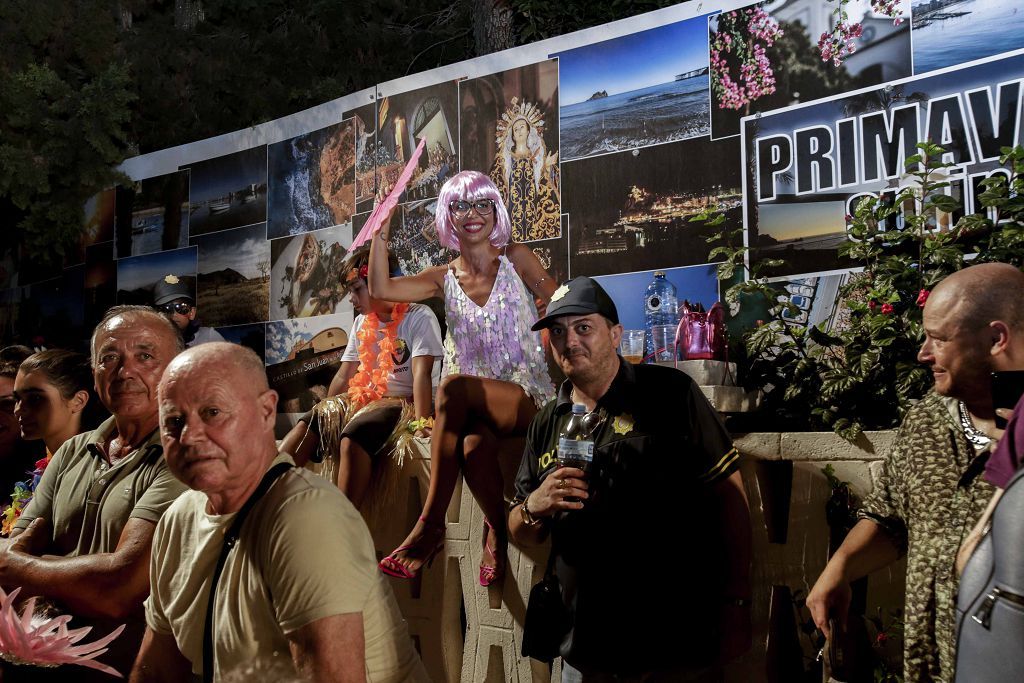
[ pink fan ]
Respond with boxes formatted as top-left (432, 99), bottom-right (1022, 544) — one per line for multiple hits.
top-left (0, 586), bottom-right (126, 677)
top-left (350, 138), bottom-right (427, 249)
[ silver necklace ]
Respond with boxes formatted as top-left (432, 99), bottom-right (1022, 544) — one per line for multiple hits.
top-left (958, 401), bottom-right (992, 448)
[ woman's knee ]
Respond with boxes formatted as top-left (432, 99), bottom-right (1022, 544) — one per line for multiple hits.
top-left (437, 374), bottom-right (476, 410)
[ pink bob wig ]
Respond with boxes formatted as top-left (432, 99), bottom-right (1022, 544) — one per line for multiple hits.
top-left (434, 171), bottom-right (512, 251)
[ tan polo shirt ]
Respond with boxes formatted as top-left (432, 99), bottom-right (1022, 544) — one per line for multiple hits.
top-left (14, 416), bottom-right (188, 555)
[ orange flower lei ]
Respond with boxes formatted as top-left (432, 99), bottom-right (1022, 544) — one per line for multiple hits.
top-left (348, 303), bottom-right (410, 409)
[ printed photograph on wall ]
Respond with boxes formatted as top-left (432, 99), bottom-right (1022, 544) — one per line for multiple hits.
top-left (742, 50), bottom-right (1024, 279)
top-left (18, 267), bottom-right (87, 351)
top-left (343, 100), bottom-right (379, 214)
top-left (593, 263), bottom-right (721, 334)
top-left (69, 188), bottom-right (117, 266)
top-left (911, 0), bottom-right (1024, 75)
top-left (0, 288), bottom-right (19, 345)
top-left (183, 146), bottom-right (268, 237)
top-left (269, 223), bottom-right (353, 320)
top-left (709, 0), bottom-right (911, 139)
top-left (216, 322), bottom-right (267, 362)
top-left (115, 170), bottom-right (191, 258)
top-left (556, 17), bottom-right (710, 160)
top-left (459, 59), bottom-right (560, 242)
top-left (390, 199), bottom-right (450, 275)
top-left (192, 222), bottom-right (271, 326)
top-left (84, 242), bottom-right (116, 331)
top-left (562, 136), bottom-right (742, 277)
top-left (116, 246), bottom-right (198, 305)
top-left (265, 313), bottom-right (352, 413)
top-left (267, 119), bottom-right (355, 240)
top-left (377, 80), bottom-right (459, 202)
top-left (528, 221), bottom-right (569, 287)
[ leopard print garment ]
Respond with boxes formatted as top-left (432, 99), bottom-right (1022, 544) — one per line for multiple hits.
top-left (858, 392), bottom-right (994, 683)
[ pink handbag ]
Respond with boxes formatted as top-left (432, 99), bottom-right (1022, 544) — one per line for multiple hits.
top-left (674, 301), bottom-right (727, 361)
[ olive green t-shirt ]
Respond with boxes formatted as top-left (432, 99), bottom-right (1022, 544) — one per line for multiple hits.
top-left (145, 454), bottom-right (428, 683)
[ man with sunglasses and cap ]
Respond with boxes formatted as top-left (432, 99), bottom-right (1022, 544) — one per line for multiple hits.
top-left (509, 276), bottom-right (752, 682)
top-left (152, 274), bottom-right (225, 348)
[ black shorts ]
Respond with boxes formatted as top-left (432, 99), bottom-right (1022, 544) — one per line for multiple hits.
top-left (341, 402), bottom-right (405, 458)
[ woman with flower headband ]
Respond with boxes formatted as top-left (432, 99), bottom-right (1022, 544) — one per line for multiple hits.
top-left (280, 245), bottom-right (443, 508)
top-left (369, 169), bottom-right (556, 586)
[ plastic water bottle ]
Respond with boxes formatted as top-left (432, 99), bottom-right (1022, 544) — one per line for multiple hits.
top-left (644, 271), bottom-right (678, 362)
top-left (557, 404), bottom-right (594, 472)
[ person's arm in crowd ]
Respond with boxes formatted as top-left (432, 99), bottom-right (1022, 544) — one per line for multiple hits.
top-left (957, 488), bottom-right (1003, 575)
top-left (509, 467), bottom-right (587, 547)
top-left (506, 243), bottom-right (558, 304)
top-left (327, 360), bottom-right (359, 398)
top-left (288, 612), bottom-right (367, 683)
top-left (410, 355), bottom-right (435, 429)
top-left (805, 518), bottom-right (903, 638)
top-left (713, 468), bottom-right (753, 663)
top-left (0, 516), bottom-right (156, 620)
top-left (129, 628), bottom-right (193, 683)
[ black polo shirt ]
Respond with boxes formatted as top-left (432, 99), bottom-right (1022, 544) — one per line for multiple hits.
top-left (514, 360), bottom-right (738, 674)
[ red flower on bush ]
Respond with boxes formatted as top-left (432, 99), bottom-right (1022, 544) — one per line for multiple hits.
top-left (868, 300), bottom-right (877, 310)
top-left (881, 303), bottom-right (894, 315)
top-left (916, 289), bottom-right (930, 307)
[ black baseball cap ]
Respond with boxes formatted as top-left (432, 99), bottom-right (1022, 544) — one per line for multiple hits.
top-left (532, 276), bottom-right (619, 330)
top-left (152, 275), bottom-right (195, 306)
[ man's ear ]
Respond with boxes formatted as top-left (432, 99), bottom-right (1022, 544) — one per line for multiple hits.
top-left (610, 323), bottom-right (624, 349)
top-left (258, 389), bottom-right (279, 428)
top-left (990, 320), bottom-right (1011, 357)
top-left (188, 306), bottom-right (198, 322)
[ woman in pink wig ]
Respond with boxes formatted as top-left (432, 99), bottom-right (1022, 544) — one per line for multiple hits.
top-left (367, 170), bottom-right (555, 586)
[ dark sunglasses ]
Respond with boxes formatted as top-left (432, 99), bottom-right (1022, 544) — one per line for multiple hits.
top-left (158, 301), bottom-right (193, 315)
top-left (448, 199), bottom-right (495, 217)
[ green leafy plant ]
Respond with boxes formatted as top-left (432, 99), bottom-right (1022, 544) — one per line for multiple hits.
top-left (704, 142), bottom-right (1024, 440)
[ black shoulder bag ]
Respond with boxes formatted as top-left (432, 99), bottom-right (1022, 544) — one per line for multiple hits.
top-left (203, 462), bottom-right (292, 683)
top-left (521, 544), bottom-right (572, 663)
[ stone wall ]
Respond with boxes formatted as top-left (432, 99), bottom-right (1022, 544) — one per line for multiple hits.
top-left (348, 430), bottom-right (904, 682)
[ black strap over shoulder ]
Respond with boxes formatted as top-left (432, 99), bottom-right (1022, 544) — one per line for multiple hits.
top-left (202, 462), bottom-right (292, 683)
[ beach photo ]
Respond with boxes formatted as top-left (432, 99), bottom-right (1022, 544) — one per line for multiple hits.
top-left (269, 222), bottom-right (353, 320)
top-left (911, 0), bottom-right (1024, 74)
top-left (265, 313), bottom-right (352, 413)
top-left (192, 222), bottom-right (271, 326)
top-left (710, 0), bottom-right (911, 139)
top-left (184, 146), bottom-right (268, 237)
top-left (557, 17), bottom-right (711, 160)
top-left (377, 81), bottom-right (459, 202)
top-left (116, 246), bottom-right (198, 305)
top-left (267, 119), bottom-right (355, 239)
top-left (459, 59), bottom-right (561, 241)
top-left (562, 136), bottom-right (742, 277)
top-left (115, 170), bottom-right (191, 258)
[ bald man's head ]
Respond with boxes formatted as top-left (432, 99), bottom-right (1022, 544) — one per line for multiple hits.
top-left (931, 263), bottom-right (1024, 334)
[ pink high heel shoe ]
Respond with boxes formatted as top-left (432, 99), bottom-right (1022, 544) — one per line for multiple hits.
top-left (479, 519), bottom-right (506, 587)
top-left (379, 516), bottom-right (445, 580)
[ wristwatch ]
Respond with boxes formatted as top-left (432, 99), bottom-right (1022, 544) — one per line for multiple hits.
top-left (519, 495), bottom-right (542, 527)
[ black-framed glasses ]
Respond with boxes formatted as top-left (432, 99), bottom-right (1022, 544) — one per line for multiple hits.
top-left (158, 301), bottom-right (193, 315)
top-left (448, 199), bottom-right (495, 217)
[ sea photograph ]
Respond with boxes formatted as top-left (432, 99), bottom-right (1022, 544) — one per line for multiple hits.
top-left (192, 222), bottom-right (271, 327)
top-left (562, 136), bottom-right (742, 277)
top-left (184, 146), bottom-right (268, 237)
top-left (267, 119), bottom-right (356, 240)
top-left (556, 16), bottom-right (711, 161)
top-left (115, 170), bottom-right (191, 258)
top-left (911, 0), bottom-right (1024, 74)
top-left (751, 200), bottom-right (854, 278)
top-left (459, 59), bottom-right (561, 241)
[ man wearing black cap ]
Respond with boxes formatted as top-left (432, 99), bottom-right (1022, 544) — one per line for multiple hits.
top-left (509, 276), bottom-right (752, 681)
top-left (151, 274), bottom-right (225, 348)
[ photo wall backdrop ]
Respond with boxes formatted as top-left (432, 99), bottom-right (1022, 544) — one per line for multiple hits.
top-left (5, 0), bottom-right (1024, 417)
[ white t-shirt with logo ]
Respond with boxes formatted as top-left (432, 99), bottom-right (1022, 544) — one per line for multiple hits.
top-left (340, 303), bottom-right (443, 397)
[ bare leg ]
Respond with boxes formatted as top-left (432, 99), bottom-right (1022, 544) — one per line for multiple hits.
top-left (461, 426), bottom-right (508, 583)
top-left (337, 437), bottom-right (373, 508)
top-left (280, 419), bottom-right (318, 467)
top-left (381, 375), bottom-right (537, 578)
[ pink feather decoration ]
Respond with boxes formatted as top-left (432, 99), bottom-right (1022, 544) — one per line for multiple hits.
top-left (350, 137), bottom-right (427, 249)
top-left (0, 586), bottom-right (126, 677)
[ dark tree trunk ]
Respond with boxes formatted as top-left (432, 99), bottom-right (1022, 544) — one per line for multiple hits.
top-left (473, 0), bottom-right (516, 56)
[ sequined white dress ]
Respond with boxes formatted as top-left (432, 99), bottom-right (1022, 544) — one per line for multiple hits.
top-left (441, 255), bottom-right (554, 407)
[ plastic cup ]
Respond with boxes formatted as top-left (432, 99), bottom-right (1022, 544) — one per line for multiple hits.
top-left (620, 329), bottom-right (645, 364)
top-left (651, 324), bottom-right (677, 362)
